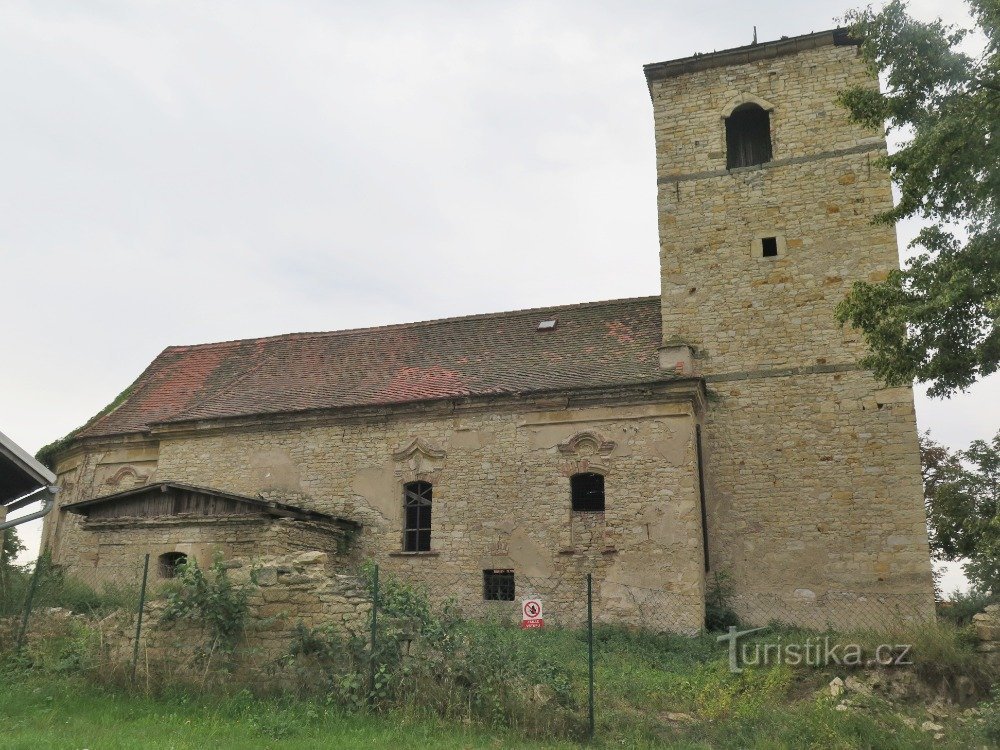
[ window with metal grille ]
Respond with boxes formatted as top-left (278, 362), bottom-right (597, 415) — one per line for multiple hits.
top-left (403, 481), bottom-right (432, 552)
top-left (571, 472), bottom-right (605, 512)
top-left (158, 551), bottom-right (187, 579)
top-left (483, 569), bottom-right (515, 601)
top-left (726, 104), bottom-right (772, 169)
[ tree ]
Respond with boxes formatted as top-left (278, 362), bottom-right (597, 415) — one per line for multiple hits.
top-left (1, 527), bottom-right (24, 569)
top-left (835, 0), bottom-right (1000, 397)
top-left (922, 430), bottom-right (1000, 592)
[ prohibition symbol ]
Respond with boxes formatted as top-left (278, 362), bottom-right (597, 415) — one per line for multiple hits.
top-left (521, 598), bottom-right (544, 629)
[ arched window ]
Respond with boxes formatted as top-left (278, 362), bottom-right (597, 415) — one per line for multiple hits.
top-left (570, 472), bottom-right (605, 512)
top-left (158, 551), bottom-right (187, 579)
top-left (725, 104), bottom-right (772, 169)
top-left (403, 481), bottom-right (432, 552)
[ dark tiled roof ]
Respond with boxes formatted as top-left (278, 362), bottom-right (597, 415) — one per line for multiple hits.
top-left (77, 296), bottom-right (666, 438)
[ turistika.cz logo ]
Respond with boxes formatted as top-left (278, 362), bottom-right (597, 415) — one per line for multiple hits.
top-left (717, 626), bottom-right (913, 673)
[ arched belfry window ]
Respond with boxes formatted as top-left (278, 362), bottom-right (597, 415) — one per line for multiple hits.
top-left (403, 481), bottom-right (432, 552)
top-left (726, 103), bottom-right (772, 169)
top-left (570, 472), bottom-right (605, 512)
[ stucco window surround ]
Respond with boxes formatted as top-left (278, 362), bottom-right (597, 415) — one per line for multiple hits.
top-left (720, 93), bottom-right (777, 170)
top-left (391, 437), bottom-right (445, 556)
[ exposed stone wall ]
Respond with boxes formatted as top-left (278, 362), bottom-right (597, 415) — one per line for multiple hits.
top-left (651, 42), bottom-right (896, 375)
top-left (54, 515), bottom-right (347, 589)
top-left (143, 550), bottom-right (370, 667)
top-left (48, 398), bottom-right (708, 631)
top-left (648, 38), bottom-right (934, 625)
top-left (973, 605), bottom-right (1000, 669)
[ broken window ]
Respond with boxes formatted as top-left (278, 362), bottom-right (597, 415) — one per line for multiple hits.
top-left (403, 480), bottom-right (432, 552)
top-left (571, 472), bottom-right (605, 512)
top-left (726, 104), bottom-right (772, 169)
top-left (158, 551), bottom-right (187, 579)
top-left (483, 569), bottom-right (515, 601)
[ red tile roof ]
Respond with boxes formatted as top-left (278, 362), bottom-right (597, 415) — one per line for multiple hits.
top-left (77, 296), bottom-right (668, 438)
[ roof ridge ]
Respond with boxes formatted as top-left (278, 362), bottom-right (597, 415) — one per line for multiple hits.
top-left (164, 295), bottom-right (660, 352)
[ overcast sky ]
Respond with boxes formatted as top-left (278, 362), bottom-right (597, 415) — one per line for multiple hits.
top-left (1, 1), bottom-right (993, 583)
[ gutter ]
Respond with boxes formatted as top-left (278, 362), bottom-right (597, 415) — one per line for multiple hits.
top-left (0, 485), bottom-right (58, 531)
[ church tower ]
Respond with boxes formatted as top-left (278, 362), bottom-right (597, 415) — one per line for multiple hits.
top-left (644, 30), bottom-right (934, 623)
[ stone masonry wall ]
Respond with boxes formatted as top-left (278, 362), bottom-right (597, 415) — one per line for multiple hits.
top-left (144, 550), bottom-right (370, 667)
top-left (55, 515), bottom-right (347, 590)
top-left (648, 37), bottom-right (934, 626)
top-left (48, 397), bottom-right (707, 632)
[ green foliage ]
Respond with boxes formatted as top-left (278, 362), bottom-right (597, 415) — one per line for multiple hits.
top-left (281, 566), bottom-right (581, 738)
top-left (921, 430), bottom-right (1000, 593)
top-left (835, 0), bottom-right (1000, 397)
top-left (0, 673), bottom-right (543, 750)
top-left (160, 554), bottom-right (255, 653)
top-left (939, 587), bottom-right (1000, 626)
top-left (0, 528), bottom-right (26, 612)
top-left (704, 570), bottom-right (741, 632)
top-left (0, 553), bottom-right (139, 619)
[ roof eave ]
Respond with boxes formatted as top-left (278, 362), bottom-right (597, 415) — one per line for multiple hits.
top-left (643, 28), bottom-right (857, 83)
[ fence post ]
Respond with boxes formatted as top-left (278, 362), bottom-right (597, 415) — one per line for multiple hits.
top-left (131, 553), bottom-right (151, 683)
top-left (369, 563), bottom-right (379, 701)
top-left (15, 553), bottom-right (45, 652)
top-left (587, 572), bottom-right (595, 741)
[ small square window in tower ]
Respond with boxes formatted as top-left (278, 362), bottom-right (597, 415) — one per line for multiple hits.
top-left (483, 569), bottom-right (515, 601)
top-left (571, 472), bottom-right (605, 512)
top-left (726, 104), bottom-right (773, 169)
top-left (403, 481), bottom-right (432, 552)
top-left (761, 237), bottom-right (778, 257)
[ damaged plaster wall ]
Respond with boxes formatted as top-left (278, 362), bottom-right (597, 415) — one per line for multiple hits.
top-left (50, 397), bottom-right (706, 631)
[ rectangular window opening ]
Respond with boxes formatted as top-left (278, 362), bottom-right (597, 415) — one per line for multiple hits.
top-left (761, 237), bottom-right (778, 257)
top-left (483, 569), bottom-right (515, 601)
top-left (571, 472), bottom-right (605, 512)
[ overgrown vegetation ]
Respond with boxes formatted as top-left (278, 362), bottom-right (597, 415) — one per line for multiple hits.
top-left (160, 554), bottom-right (257, 657)
top-left (279, 566), bottom-right (580, 737)
top-left (835, 0), bottom-right (1000, 397)
top-left (2, 559), bottom-right (998, 747)
top-left (705, 570), bottom-right (741, 631)
top-left (0, 552), bottom-right (139, 619)
top-left (920, 429), bottom-right (1000, 594)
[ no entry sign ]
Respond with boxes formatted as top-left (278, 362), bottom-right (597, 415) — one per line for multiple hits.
top-left (521, 597), bottom-right (544, 629)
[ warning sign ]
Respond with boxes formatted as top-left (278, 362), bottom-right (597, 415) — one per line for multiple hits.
top-left (521, 598), bottom-right (544, 629)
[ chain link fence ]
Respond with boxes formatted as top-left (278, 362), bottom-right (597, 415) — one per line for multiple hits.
top-left (0, 548), bottom-right (983, 742)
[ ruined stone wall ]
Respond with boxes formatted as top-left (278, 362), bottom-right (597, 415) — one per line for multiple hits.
top-left (49, 398), bottom-right (707, 631)
top-left (648, 37), bottom-right (934, 626)
top-left (55, 515), bottom-right (346, 590)
top-left (144, 550), bottom-right (371, 667)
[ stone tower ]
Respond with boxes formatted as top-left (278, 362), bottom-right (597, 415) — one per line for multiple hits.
top-left (644, 30), bottom-right (934, 623)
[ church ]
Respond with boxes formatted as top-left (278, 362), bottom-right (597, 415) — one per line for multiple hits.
top-left (42, 28), bottom-right (934, 632)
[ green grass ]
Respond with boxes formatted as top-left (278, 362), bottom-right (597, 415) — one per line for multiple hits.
top-left (4, 608), bottom-right (997, 748)
top-left (0, 673), bottom-right (575, 750)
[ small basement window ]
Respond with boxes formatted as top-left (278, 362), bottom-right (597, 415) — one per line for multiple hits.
top-left (158, 551), bottom-right (187, 579)
top-left (483, 569), bottom-right (515, 601)
top-left (762, 237), bottom-right (778, 257)
top-left (571, 472), bottom-right (605, 512)
top-left (726, 104), bottom-right (773, 169)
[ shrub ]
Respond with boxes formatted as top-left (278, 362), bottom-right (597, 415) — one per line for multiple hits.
top-left (280, 565), bottom-right (583, 738)
top-left (705, 570), bottom-right (741, 632)
top-left (160, 554), bottom-right (255, 656)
